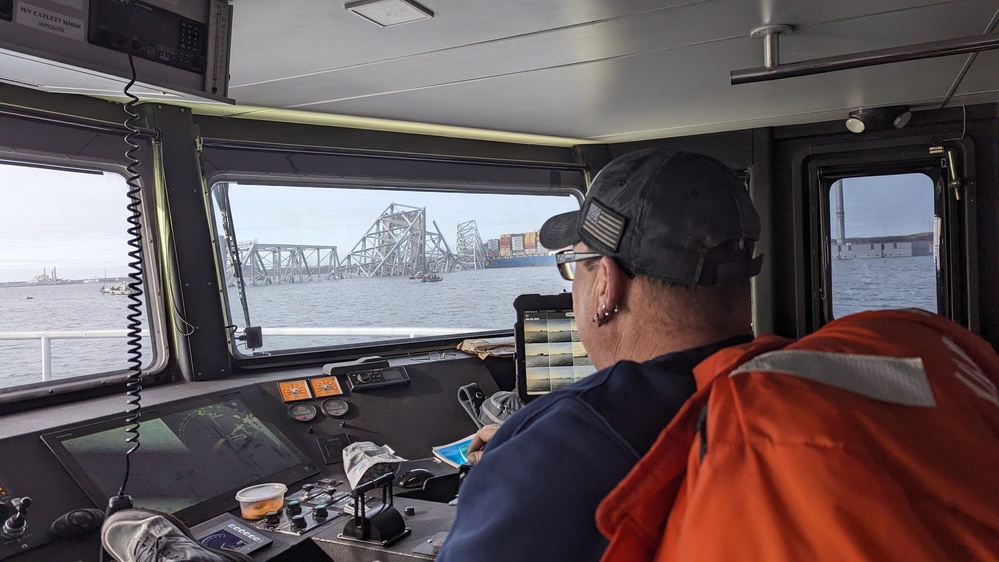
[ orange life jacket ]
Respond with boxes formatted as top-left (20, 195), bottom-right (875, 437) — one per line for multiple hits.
top-left (597, 309), bottom-right (999, 561)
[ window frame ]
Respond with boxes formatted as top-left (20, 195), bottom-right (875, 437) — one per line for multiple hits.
top-left (198, 140), bottom-right (588, 370)
top-left (0, 111), bottom-right (170, 404)
top-left (819, 170), bottom-right (942, 319)
top-left (803, 138), bottom-right (978, 333)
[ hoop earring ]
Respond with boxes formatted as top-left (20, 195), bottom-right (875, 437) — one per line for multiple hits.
top-left (593, 303), bottom-right (618, 327)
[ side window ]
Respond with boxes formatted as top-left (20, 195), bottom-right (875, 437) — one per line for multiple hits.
top-left (210, 183), bottom-right (578, 355)
top-left (0, 162), bottom-right (158, 391)
top-left (827, 173), bottom-right (937, 318)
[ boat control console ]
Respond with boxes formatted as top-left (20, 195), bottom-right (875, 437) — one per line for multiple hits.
top-left (0, 354), bottom-right (502, 561)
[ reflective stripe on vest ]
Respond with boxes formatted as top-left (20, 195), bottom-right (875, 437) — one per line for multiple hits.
top-left (729, 350), bottom-right (936, 407)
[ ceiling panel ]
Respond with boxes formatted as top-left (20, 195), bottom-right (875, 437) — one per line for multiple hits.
top-left (951, 49), bottom-right (999, 101)
top-left (226, 0), bottom-right (958, 87)
top-left (229, 0), bottom-right (766, 107)
top-left (233, 0), bottom-right (995, 141)
top-left (180, 0), bottom-right (999, 142)
top-left (304, 46), bottom-right (970, 141)
top-left (227, 0), bottom-right (696, 85)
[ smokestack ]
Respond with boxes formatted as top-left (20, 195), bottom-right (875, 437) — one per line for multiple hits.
top-left (834, 181), bottom-right (846, 245)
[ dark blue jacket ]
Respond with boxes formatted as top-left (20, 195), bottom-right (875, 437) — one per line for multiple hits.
top-left (436, 335), bottom-right (752, 562)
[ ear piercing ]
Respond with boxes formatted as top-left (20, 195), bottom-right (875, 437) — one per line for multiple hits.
top-left (592, 303), bottom-right (620, 326)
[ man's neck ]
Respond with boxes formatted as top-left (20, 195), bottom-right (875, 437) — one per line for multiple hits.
top-left (597, 322), bottom-right (750, 369)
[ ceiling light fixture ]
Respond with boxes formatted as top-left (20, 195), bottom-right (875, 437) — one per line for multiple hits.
top-left (345, 0), bottom-right (434, 27)
top-left (845, 105), bottom-right (912, 134)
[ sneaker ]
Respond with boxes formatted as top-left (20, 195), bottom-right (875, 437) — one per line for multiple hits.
top-left (101, 508), bottom-right (252, 562)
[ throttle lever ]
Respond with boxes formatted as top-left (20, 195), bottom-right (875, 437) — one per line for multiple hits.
top-left (1, 497), bottom-right (31, 540)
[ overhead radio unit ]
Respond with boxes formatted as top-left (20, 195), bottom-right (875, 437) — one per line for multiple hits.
top-left (0, 0), bottom-right (233, 104)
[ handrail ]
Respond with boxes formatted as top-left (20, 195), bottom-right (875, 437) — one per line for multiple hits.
top-left (0, 326), bottom-right (489, 383)
top-left (0, 329), bottom-right (144, 339)
top-left (257, 327), bottom-right (487, 337)
top-left (731, 32), bottom-right (999, 85)
top-left (0, 329), bottom-right (150, 383)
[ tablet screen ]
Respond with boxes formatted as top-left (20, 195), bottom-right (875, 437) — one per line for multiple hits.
top-left (515, 293), bottom-right (597, 401)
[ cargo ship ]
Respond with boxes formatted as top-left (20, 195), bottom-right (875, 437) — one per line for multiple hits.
top-left (483, 232), bottom-right (556, 268)
top-left (484, 254), bottom-right (556, 268)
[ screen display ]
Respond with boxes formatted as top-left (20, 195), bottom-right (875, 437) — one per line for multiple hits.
top-left (522, 307), bottom-right (596, 396)
top-left (201, 529), bottom-right (247, 550)
top-left (381, 369), bottom-right (404, 381)
top-left (42, 392), bottom-right (317, 524)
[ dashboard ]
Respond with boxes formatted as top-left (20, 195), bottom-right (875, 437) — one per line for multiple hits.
top-left (0, 355), bottom-right (503, 561)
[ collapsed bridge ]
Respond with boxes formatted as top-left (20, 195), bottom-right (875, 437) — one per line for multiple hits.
top-left (227, 203), bottom-right (487, 285)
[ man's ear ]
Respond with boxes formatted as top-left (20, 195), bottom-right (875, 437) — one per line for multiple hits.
top-left (599, 256), bottom-right (627, 309)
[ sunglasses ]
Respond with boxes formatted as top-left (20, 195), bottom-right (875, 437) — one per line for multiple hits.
top-left (555, 250), bottom-right (634, 281)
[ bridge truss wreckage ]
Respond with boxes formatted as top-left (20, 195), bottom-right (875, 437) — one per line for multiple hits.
top-left (232, 243), bottom-right (340, 285)
top-left (335, 203), bottom-right (476, 278)
top-left (455, 220), bottom-right (487, 270)
top-left (225, 204), bottom-right (488, 284)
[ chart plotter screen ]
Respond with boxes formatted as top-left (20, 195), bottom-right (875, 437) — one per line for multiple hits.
top-left (42, 392), bottom-right (317, 524)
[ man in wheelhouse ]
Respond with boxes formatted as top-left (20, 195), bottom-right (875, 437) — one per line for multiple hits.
top-left (436, 147), bottom-right (763, 562)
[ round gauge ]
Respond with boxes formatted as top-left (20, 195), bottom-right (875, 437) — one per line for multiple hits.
top-left (288, 402), bottom-right (318, 422)
top-left (322, 398), bottom-right (349, 418)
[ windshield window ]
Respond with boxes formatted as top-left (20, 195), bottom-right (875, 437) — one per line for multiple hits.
top-left (211, 183), bottom-right (578, 355)
top-left (0, 162), bottom-right (157, 391)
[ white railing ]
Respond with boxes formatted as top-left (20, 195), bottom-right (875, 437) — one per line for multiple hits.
top-left (0, 329), bottom-right (149, 382)
top-left (0, 326), bottom-right (488, 383)
top-left (258, 327), bottom-right (485, 338)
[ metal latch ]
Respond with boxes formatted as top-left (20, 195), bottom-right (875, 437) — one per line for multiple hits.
top-left (929, 146), bottom-right (961, 201)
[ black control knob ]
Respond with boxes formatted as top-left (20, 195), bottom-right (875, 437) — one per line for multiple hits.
top-left (313, 504), bottom-right (328, 519)
top-left (291, 514), bottom-right (307, 529)
top-left (265, 511), bottom-right (280, 526)
top-left (357, 371), bottom-right (372, 383)
top-left (49, 508), bottom-right (105, 539)
top-left (286, 500), bottom-right (302, 515)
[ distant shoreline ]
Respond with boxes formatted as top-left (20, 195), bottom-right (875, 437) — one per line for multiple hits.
top-left (0, 278), bottom-right (128, 288)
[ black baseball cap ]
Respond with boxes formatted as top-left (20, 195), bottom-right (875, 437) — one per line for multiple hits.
top-left (539, 148), bottom-right (763, 286)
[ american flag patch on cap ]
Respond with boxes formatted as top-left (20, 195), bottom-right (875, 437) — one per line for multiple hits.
top-left (581, 200), bottom-right (626, 251)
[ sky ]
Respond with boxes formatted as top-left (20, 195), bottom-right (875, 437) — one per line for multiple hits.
top-left (1, 163), bottom-right (936, 282)
top-left (221, 183), bottom-right (574, 250)
top-left (0, 164), bottom-right (578, 282)
top-left (1, 165), bottom-right (133, 282)
top-left (834, 174), bottom-right (935, 239)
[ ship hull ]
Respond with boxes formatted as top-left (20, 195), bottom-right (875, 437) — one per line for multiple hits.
top-left (484, 255), bottom-right (555, 268)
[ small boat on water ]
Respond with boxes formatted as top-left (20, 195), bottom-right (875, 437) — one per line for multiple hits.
top-left (409, 271), bottom-right (425, 280)
top-left (100, 282), bottom-right (139, 296)
top-left (422, 273), bottom-right (443, 283)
